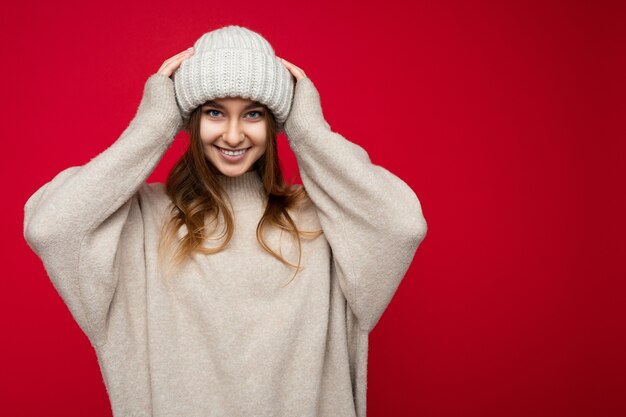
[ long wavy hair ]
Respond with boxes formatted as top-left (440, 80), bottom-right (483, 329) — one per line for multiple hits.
top-left (157, 99), bottom-right (323, 286)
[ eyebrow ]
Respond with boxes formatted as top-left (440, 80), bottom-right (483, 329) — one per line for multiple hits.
top-left (202, 100), bottom-right (263, 110)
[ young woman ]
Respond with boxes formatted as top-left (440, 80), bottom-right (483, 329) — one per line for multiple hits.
top-left (23, 25), bottom-right (427, 417)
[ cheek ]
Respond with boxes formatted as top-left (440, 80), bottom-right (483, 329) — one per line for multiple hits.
top-left (247, 122), bottom-right (267, 140)
top-left (199, 122), bottom-right (217, 143)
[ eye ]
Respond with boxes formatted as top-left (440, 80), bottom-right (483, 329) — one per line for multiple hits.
top-left (247, 110), bottom-right (264, 119)
top-left (204, 109), bottom-right (222, 117)
top-left (202, 109), bottom-right (264, 119)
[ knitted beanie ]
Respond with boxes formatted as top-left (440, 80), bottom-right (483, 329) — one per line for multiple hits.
top-left (172, 25), bottom-right (295, 133)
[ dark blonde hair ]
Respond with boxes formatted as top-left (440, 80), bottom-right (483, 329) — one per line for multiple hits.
top-left (157, 99), bottom-right (323, 286)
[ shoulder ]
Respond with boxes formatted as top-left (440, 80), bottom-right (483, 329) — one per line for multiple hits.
top-left (139, 181), bottom-right (167, 198)
top-left (138, 182), bottom-right (175, 217)
top-left (288, 184), bottom-right (321, 230)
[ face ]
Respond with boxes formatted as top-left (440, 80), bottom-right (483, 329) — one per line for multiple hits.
top-left (199, 97), bottom-right (268, 177)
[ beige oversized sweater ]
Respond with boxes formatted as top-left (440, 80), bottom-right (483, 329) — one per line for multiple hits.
top-left (23, 72), bottom-right (427, 417)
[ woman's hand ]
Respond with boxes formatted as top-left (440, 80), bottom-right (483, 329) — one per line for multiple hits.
top-left (279, 57), bottom-right (307, 81)
top-left (280, 57), bottom-right (331, 139)
top-left (158, 47), bottom-right (195, 78)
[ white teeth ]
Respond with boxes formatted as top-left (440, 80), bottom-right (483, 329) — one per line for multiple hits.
top-left (219, 147), bottom-right (247, 156)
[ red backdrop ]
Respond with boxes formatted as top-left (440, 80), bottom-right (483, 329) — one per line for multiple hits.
top-left (3, 0), bottom-right (625, 416)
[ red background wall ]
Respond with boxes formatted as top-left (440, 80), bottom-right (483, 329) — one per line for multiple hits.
top-left (3, 0), bottom-right (625, 416)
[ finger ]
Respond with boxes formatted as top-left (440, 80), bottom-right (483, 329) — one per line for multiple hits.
top-left (159, 51), bottom-right (191, 70)
top-left (293, 67), bottom-right (306, 77)
top-left (164, 49), bottom-right (194, 64)
top-left (281, 59), bottom-right (305, 77)
top-left (174, 50), bottom-right (194, 63)
top-left (282, 59), bottom-right (298, 69)
top-left (280, 58), bottom-right (305, 77)
top-left (161, 53), bottom-right (191, 71)
top-left (173, 49), bottom-right (194, 60)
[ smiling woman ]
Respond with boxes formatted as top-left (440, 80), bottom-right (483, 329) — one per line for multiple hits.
top-left (198, 97), bottom-right (269, 176)
top-left (160, 77), bottom-right (309, 272)
top-left (23, 24), bottom-right (427, 417)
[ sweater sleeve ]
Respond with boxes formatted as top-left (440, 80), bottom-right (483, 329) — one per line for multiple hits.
top-left (284, 77), bottom-right (428, 333)
top-left (23, 72), bottom-right (182, 347)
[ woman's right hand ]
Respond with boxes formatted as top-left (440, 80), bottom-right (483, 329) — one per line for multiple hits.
top-left (157, 47), bottom-right (195, 78)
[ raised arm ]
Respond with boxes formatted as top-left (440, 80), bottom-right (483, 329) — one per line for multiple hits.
top-left (23, 48), bottom-right (192, 346)
top-left (283, 74), bottom-right (428, 333)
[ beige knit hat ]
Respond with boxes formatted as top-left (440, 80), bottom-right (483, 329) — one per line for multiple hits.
top-left (172, 25), bottom-right (295, 133)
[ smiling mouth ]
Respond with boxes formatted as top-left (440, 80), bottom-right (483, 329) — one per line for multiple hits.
top-left (215, 145), bottom-right (251, 152)
top-left (214, 145), bottom-right (251, 158)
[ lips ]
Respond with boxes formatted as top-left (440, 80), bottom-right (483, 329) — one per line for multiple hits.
top-left (214, 145), bottom-right (250, 162)
top-left (215, 145), bottom-right (250, 152)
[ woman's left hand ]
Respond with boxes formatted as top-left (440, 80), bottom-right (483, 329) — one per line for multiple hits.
top-left (280, 57), bottom-right (331, 138)
top-left (279, 57), bottom-right (307, 81)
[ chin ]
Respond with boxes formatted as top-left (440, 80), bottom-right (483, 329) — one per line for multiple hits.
top-left (221, 168), bottom-right (250, 177)
top-left (208, 160), bottom-right (255, 177)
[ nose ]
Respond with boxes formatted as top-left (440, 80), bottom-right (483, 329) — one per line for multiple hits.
top-left (221, 121), bottom-right (246, 147)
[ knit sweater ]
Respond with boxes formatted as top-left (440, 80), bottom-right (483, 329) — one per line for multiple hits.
top-left (23, 72), bottom-right (427, 417)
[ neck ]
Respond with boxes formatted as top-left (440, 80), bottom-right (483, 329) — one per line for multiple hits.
top-left (215, 169), bottom-right (265, 208)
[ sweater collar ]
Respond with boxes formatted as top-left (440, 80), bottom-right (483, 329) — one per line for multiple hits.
top-left (215, 169), bottom-right (265, 207)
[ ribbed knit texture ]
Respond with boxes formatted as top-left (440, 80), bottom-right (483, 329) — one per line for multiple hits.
top-left (215, 169), bottom-right (266, 207)
top-left (173, 25), bottom-right (294, 130)
top-left (23, 72), bottom-right (427, 417)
